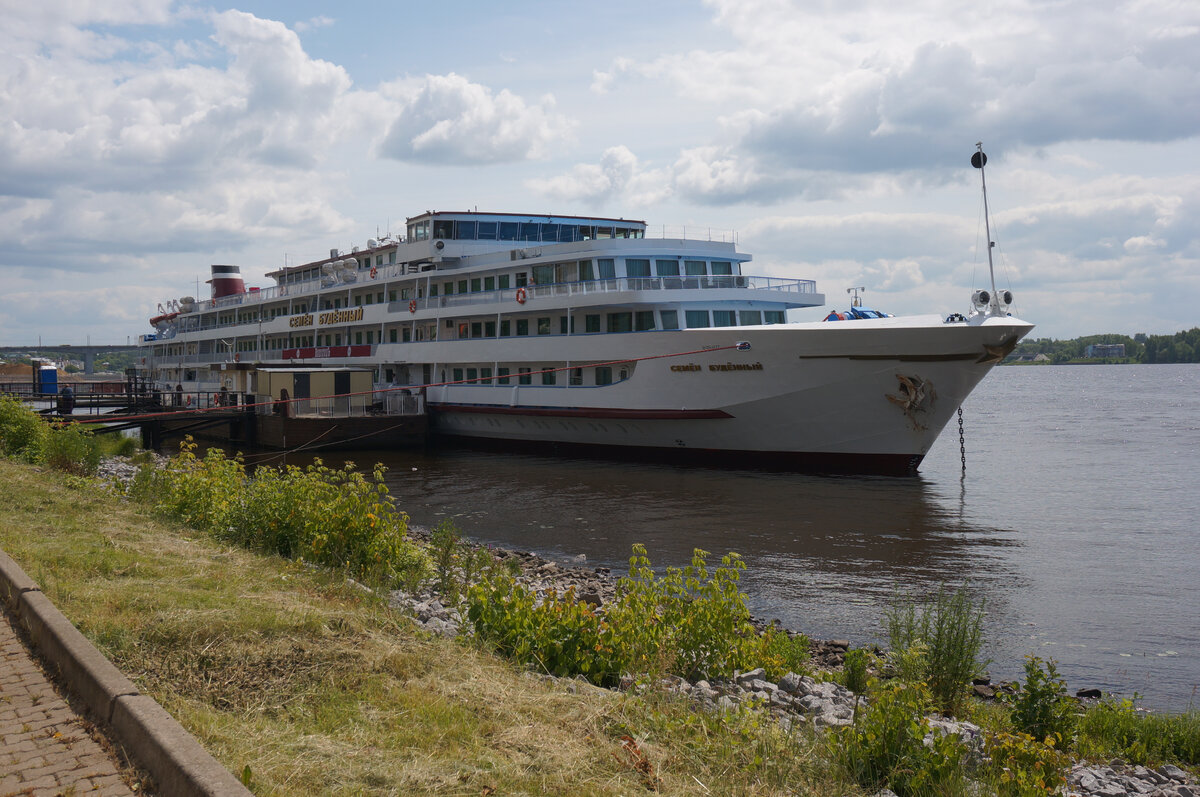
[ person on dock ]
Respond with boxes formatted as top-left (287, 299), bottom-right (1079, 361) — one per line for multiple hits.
top-left (56, 385), bottom-right (75, 415)
top-left (174, 384), bottom-right (183, 407)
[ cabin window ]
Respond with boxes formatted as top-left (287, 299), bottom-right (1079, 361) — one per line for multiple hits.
top-left (354, 296), bottom-right (363, 306)
top-left (471, 278), bottom-right (481, 292)
top-left (713, 310), bottom-right (736, 327)
top-left (457, 280), bottom-right (467, 294)
top-left (389, 329), bottom-right (398, 343)
top-left (453, 368), bottom-right (464, 382)
top-left (458, 322), bottom-right (469, 338)
top-left (740, 310), bottom-right (762, 325)
top-left (478, 222), bottom-right (497, 240)
top-left (377, 292), bottom-right (384, 303)
top-left (481, 367), bottom-right (492, 384)
top-left (484, 276), bottom-right (495, 291)
top-left (516, 319), bottom-right (529, 336)
top-left (541, 369), bottom-right (556, 385)
top-left (635, 311), bottom-right (656, 331)
top-left (685, 310), bottom-right (710, 328)
top-left (389, 290), bottom-right (397, 301)
top-left (466, 368), bottom-right (477, 383)
top-left (498, 274), bottom-right (511, 290)
top-left (376, 255), bottom-right (383, 266)
top-left (497, 367), bottom-right (510, 384)
top-left (685, 260), bottom-right (707, 276)
top-left (366, 294), bottom-right (374, 305)
top-left (356, 332), bottom-right (364, 344)
top-left (537, 317), bottom-right (551, 335)
top-left (660, 310), bottom-right (679, 330)
top-left (485, 320), bottom-right (496, 337)
top-left (585, 314), bottom-right (601, 333)
top-left (579, 260), bottom-right (594, 280)
top-left (655, 259), bottom-right (680, 276)
top-left (625, 259), bottom-right (651, 278)
top-left (764, 311), bottom-right (785, 324)
top-left (595, 366), bottom-right (612, 385)
top-left (532, 265), bottom-right (555, 285)
top-left (443, 282), bottom-right (454, 295)
top-left (471, 322), bottom-right (482, 338)
top-left (597, 259), bottom-right (616, 279)
top-left (607, 312), bottom-right (633, 333)
top-left (389, 252), bottom-right (396, 263)
top-left (569, 367), bottom-right (583, 386)
top-left (402, 328), bottom-right (411, 342)
top-left (518, 367), bottom-right (532, 385)
top-left (429, 284), bottom-right (439, 297)
top-left (515, 272), bottom-right (528, 287)
top-left (560, 316), bottom-right (571, 334)
top-left (500, 319), bottom-right (511, 336)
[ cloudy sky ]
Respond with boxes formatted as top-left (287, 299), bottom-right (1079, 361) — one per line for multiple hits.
top-left (2, 0), bottom-right (1197, 345)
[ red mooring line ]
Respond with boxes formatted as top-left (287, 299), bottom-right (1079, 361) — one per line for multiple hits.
top-left (63, 343), bottom-right (747, 425)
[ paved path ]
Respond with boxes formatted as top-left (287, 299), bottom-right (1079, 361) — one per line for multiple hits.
top-left (0, 605), bottom-right (135, 797)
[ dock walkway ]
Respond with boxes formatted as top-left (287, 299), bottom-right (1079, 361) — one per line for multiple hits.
top-left (0, 605), bottom-right (135, 795)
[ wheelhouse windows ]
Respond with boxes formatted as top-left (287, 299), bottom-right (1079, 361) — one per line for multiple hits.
top-left (520, 223), bottom-right (539, 241)
top-left (433, 220), bottom-right (454, 239)
top-left (655, 259), bottom-right (679, 276)
top-left (477, 222), bottom-right (497, 240)
top-left (499, 222), bottom-right (520, 240)
top-left (685, 310), bottom-right (710, 328)
top-left (454, 221), bottom-right (476, 240)
top-left (684, 260), bottom-right (707, 276)
top-left (711, 261), bottom-right (734, 275)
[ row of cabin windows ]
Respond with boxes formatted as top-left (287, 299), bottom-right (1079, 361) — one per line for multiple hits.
top-left (449, 365), bottom-right (618, 387)
top-left (280, 252), bottom-right (396, 284)
top-left (247, 308), bottom-right (786, 351)
top-left (442, 309), bottom-right (785, 339)
top-left (410, 219), bottom-right (644, 243)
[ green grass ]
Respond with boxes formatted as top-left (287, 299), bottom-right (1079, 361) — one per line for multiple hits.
top-left (0, 460), bottom-right (839, 796)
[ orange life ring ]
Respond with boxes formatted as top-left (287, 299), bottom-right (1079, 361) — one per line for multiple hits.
top-left (516, 286), bottom-right (527, 304)
top-left (186, 395), bottom-right (192, 406)
top-left (409, 299), bottom-right (417, 313)
top-left (370, 266), bottom-right (378, 279)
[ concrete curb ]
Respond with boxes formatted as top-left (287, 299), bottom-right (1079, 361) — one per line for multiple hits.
top-left (0, 546), bottom-right (251, 796)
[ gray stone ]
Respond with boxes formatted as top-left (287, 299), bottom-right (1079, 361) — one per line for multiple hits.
top-left (735, 668), bottom-right (766, 687)
top-left (1159, 765), bottom-right (1189, 782)
top-left (777, 671), bottom-right (804, 694)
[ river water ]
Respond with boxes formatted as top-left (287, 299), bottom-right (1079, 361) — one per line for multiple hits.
top-left (274, 364), bottom-right (1200, 710)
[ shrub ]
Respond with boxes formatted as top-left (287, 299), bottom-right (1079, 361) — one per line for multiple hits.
top-left (884, 586), bottom-right (988, 715)
top-left (754, 628), bottom-right (810, 682)
top-left (1008, 656), bottom-right (1076, 743)
top-left (40, 423), bottom-right (102, 476)
top-left (137, 441), bottom-right (428, 590)
top-left (985, 731), bottom-right (1069, 796)
top-left (0, 395), bottom-right (47, 460)
top-left (836, 680), bottom-right (968, 796)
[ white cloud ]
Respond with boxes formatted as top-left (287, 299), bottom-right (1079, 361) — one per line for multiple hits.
top-left (294, 15), bottom-right (335, 33)
top-left (377, 73), bottom-right (574, 164)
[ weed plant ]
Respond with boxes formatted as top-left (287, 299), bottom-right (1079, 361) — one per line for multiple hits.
top-left (468, 545), bottom-right (809, 686)
top-left (834, 680), bottom-right (968, 796)
top-left (984, 731), bottom-right (1070, 796)
top-left (885, 586), bottom-right (988, 715)
top-left (1008, 656), bottom-right (1077, 743)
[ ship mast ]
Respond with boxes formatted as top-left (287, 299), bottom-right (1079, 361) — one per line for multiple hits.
top-left (972, 142), bottom-right (1000, 316)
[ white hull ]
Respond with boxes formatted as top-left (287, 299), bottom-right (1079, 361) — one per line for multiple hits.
top-left (425, 314), bottom-right (1031, 473)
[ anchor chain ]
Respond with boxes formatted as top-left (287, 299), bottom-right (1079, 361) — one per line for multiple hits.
top-left (958, 407), bottom-right (966, 472)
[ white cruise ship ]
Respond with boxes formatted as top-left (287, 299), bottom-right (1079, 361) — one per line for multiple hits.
top-left (140, 209), bottom-right (1032, 474)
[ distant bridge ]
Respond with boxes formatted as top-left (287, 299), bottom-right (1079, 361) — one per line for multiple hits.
top-left (0, 345), bottom-right (140, 375)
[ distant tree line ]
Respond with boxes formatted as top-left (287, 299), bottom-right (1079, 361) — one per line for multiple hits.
top-left (1009, 327), bottom-right (1200, 364)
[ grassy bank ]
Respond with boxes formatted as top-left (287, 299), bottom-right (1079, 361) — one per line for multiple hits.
top-left (0, 460), bottom-right (831, 795)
